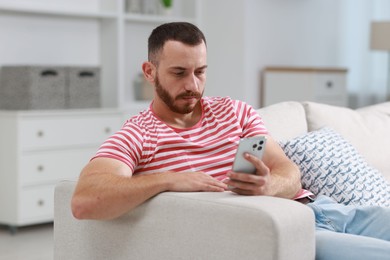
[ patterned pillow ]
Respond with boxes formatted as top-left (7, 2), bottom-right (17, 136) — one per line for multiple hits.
top-left (281, 127), bottom-right (390, 207)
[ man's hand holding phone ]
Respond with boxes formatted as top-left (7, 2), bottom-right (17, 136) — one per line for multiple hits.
top-left (225, 136), bottom-right (272, 195)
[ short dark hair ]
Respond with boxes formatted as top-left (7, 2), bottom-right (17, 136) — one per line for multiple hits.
top-left (148, 22), bottom-right (206, 64)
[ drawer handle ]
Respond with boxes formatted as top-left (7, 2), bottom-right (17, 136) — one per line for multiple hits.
top-left (37, 199), bottom-right (45, 207)
top-left (41, 70), bottom-right (58, 77)
top-left (326, 81), bottom-right (333, 88)
top-left (104, 127), bottom-right (111, 134)
top-left (37, 130), bottom-right (44, 137)
top-left (37, 165), bottom-right (44, 172)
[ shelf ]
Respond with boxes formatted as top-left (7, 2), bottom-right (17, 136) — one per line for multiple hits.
top-left (0, 4), bottom-right (196, 22)
top-left (0, 0), bottom-right (200, 110)
top-left (0, 4), bottom-right (117, 19)
top-left (124, 13), bottom-right (196, 24)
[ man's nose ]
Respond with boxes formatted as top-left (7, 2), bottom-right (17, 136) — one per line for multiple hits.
top-left (184, 73), bottom-right (199, 92)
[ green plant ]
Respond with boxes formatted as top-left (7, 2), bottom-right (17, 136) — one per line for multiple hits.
top-left (161, 0), bottom-right (173, 8)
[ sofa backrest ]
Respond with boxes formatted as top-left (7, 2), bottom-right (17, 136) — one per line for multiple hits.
top-left (256, 101), bottom-right (308, 142)
top-left (302, 101), bottom-right (390, 181)
top-left (257, 101), bottom-right (390, 181)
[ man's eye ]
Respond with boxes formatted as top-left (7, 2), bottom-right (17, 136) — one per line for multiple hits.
top-left (173, 71), bottom-right (184, 76)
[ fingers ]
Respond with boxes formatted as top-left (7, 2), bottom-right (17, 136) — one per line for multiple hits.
top-left (225, 154), bottom-right (271, 195)
top-left (224, 176), bottom-right (252, 194)
top-left (204, 183), bottom-right (227, 192)
top-left (225, 173), bottom-right (266, 190)
top-left (175, 172), bottom-right (227, 192)
top-left (225, 177), bottom-right (267, 195)
top-left (202, 174), bottom-right (228, 191)
top-left (196, 174), bottom-right (227, 191)
top-left (227, 171), bottom-right (259, 182)
top-left (243, 153), bottom-right (269, 176)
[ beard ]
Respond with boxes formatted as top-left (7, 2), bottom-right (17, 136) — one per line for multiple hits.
top-left (155, 74), bottom-right (203, 114)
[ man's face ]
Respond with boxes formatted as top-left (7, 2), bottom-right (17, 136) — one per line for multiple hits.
top-left (153, 40), bottom-right (207, 114)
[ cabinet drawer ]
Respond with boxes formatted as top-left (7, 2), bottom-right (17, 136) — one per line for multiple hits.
top-left (19, 114), bottom-right (122, 150)
top-left (19, 147), bottom-right (97, 185)
top-left (19, 185), bottom-right (54, 223)
top-left (314, 73), bottom-right (346, 97)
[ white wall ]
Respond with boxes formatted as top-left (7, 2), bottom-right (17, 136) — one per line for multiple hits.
top-left (1, 0), bottom-right (389, 109)
top-left (200, 0), bottom-right (390, 108)
top-left (0, 0), bottom-right (101, 66)
top-left (339, 0), bottom-right (390, 107)
top-left (198, 1), bottom-right (247, 101)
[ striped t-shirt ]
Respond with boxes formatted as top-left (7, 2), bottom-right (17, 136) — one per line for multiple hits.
top-left (93, 97), bottom-right (268, 179)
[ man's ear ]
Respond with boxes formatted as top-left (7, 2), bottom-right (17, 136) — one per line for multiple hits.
top-left (142, 62), bottom-right (156, 84)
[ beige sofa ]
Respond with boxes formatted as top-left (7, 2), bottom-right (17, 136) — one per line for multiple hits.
top-left (54, 101), bottom-right (390, 260)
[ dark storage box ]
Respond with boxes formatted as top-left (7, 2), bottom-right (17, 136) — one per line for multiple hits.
top-left (0, 66), bottom-right (101, 110)
top-left (0, 66), bottom-right (67, 110)
top-left (67, 67), bottom-right (100, 109)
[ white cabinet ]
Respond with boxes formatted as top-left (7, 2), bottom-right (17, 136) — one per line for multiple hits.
top-left (261, 67), bottom-right (348, 107)
top-left (0, 109), bottom-right (123, 229)
top-left (0, 0), bottom-right (200, 112)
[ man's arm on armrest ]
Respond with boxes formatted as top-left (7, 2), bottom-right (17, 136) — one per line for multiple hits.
top-left (71, 157), bottom-right (227, 220)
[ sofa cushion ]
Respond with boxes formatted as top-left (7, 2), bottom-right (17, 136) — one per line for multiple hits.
top-left (281, 127), bottom-right (390, 207)
top-left (257, 101), bottom-right (307, 142)
top-left (303, 101), bottom-right (390, 181)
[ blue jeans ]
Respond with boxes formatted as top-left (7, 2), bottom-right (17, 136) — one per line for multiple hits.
top-left (307, 195), bottom-right (390, 260)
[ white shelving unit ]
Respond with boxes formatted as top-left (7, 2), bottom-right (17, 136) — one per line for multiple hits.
top-left (0, 109), bottom-right (123, 231)
top-left (0, 0), bottom-right (200, 113)
top-left (0, 0), bottom-right (200, 229)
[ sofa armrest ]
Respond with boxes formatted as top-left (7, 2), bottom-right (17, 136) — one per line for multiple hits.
top-left (54, 181), bottom-right (315, 260)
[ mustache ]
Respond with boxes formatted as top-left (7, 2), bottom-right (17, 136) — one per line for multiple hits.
top-left (176, 91), bottom-right (202, 100)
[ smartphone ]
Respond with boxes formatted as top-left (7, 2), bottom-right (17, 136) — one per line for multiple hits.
top-left (232, 136), bottom-right (267, 174)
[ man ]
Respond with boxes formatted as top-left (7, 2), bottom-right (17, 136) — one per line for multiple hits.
top-left (72, 22), bottom-right (390, 259)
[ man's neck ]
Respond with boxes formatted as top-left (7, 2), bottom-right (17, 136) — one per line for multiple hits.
top-left (152, 100), bottom-right (202, 129)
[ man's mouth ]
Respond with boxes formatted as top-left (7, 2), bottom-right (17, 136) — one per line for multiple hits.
top-left (177, 93), bottom-right (201, 100)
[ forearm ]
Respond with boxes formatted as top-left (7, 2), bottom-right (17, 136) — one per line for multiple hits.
top-left (72, 172), bottom-right (169, 220)
top-left (268, 161), bottom-right (302, 199)
top-left (71, 161), bottom-right (226, 220)
top-left (263, 137), bottom-right (302, 199)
